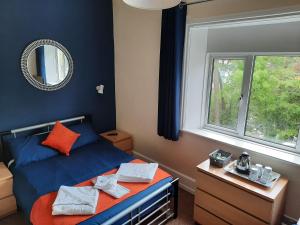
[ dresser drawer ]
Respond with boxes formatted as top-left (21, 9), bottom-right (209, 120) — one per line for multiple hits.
top-left (0, 178), bottom-right (13, 199)
top-left (195, 189), bottom-right (268, 225)
top-left (197, 171), bottom-right (272, 223)
top-left (0, 195), bottom-right (17, 218)
top-left (194, 205), bottom-right (229, 225)
top-left (114, 139), bottom-right (133, 151)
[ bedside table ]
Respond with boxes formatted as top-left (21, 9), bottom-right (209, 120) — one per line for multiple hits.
top-left (194, 159), bottom-right (288, 225)
top-left (0, 162), bottom-right (17, 219)
top-left (100, 130), bottom-right (133, 154)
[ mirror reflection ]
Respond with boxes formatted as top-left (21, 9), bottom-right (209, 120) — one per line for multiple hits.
top-left (27, 45), bottom-right (69, 86)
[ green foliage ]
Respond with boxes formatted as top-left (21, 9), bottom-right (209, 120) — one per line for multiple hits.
top-left (209, 59), bottom-right (244, 129)
top-left (247, 56), bottom-right (300, 145)
top-left (209, 56), bottom-right (300, 147)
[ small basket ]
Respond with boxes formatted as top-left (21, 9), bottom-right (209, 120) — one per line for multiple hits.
top-left (209, 149), bottom-right (232, 168)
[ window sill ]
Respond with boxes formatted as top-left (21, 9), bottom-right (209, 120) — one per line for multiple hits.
top-left (182, 128), bottom-right (300, 167)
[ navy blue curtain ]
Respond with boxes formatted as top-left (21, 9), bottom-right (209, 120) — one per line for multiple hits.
top-left (36, 46), bottom-right (47, 84)
top-left (157, 5), bottom-right (187, 141)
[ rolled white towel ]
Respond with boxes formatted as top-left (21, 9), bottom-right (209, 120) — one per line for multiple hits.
top-left (92, 174), bottom-right (130, 199)
top-left (52, 186), bottom-right (99, 215)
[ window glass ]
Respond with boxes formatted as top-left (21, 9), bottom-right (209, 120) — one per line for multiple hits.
top-left (246, 56), bottom-right (300, 147)
top-left (208, 59), bottom-right (245, 130)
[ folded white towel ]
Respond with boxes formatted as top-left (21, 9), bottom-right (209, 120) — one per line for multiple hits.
top-left (116, 163), bottom-right (158, 183)
top-left (52, 186), bottom-right (99, 215)
top-left (93, 174), bottom-right (130, 199)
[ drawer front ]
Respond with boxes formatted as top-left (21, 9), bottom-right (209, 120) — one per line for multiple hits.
top-left (0, 195), bottom-right (17, 218)
top-left (197, 171), bottom-right (272, 223)
top-left (195, 190), bottom-right (268, 225)
top-left (194, 205), bottom-right (229, 225)
top-left (114, 139), bottom-right (133, 151)
top-left (0, 179), bottom-right (13, 199)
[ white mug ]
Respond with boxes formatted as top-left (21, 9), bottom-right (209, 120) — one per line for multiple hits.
top-left (260, 166), bottom-right (272, 184)
top-left (255, 164), bottom-right (263, 177)
top-left (249, 167), bottom-right (259, 181)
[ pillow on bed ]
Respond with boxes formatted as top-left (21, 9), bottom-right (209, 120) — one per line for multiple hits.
top-left (68, 122), bottom-right (100, 150)
top-left (42, 122), bottom-right (80, 156)
top-left (4, 134), bottom-right (59, 168)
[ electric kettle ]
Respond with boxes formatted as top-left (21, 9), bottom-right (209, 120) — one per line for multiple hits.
top-left (236, 152), bottom-right (251, 174)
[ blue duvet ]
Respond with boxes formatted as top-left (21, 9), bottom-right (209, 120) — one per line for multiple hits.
top-left (11, 140), bottom-right (172, 225)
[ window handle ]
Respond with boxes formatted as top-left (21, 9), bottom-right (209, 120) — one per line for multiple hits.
top-left (239, 94), bottom-right (243, 101)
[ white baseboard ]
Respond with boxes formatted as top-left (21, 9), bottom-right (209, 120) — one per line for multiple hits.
top-left (133, 151), bottom-right (196, 194)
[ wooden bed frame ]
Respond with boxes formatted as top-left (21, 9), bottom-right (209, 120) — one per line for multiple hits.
top-left (0, 115), bottom-right (179, 225)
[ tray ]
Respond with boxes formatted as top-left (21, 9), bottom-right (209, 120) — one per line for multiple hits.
top-left (224, 160), bottom-right (281, 188)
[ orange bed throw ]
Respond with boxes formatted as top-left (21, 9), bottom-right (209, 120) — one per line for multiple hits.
top-left (30, 159), bottom-right (172, 225)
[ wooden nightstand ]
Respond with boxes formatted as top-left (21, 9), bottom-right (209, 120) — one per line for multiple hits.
top-left (100, 130), bottom-right (133, 154)
top-left (0, 162), bottom-right (17, 219)
top-left (194, 159), bottom-right (288, 225)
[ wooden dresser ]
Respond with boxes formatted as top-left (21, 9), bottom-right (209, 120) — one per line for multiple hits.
top-left (100, 130), bottom-right (133, 154)
top-left (0, 162), bottom-right (17, 219)
top-left (194, 159), bottom-right (288, 225)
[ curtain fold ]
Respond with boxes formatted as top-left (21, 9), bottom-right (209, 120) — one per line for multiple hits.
top-left (157, 5), bottom-right (187, 141)
top-left (36, 46), bottom-right (47, 84)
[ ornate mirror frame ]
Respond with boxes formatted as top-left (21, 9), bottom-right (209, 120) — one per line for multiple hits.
top-left (21, 39), bottom-right (74, 91)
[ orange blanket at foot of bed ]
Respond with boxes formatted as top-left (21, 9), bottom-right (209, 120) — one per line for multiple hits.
top-left (30, 159), bottom-right (172, 225)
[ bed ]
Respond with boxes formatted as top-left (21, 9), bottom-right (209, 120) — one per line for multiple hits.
top-left (0, 116), bottom-right (178, 225)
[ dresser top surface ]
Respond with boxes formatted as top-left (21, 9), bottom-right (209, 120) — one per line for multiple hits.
top-left (197, 159), bottom-right (288, 201)
top-left (0, 162), bottom-right (12, 182)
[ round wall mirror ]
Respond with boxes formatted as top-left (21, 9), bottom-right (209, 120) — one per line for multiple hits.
top-left (21, 39), bottom-right (73, 91)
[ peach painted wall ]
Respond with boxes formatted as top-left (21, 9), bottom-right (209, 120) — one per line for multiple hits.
top-left (113, 0), bottom-right (300, 219)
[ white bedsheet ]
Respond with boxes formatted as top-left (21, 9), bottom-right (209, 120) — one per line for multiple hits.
top-left (93, 174), bottom-right (130, 199)
top-left (52, 186), bottom-right (99, 215)
top-left (116, 163), bottom-right (158, 183)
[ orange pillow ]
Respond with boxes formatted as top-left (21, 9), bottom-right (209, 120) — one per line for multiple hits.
top-left (42, 121), bottom-right (80, 156)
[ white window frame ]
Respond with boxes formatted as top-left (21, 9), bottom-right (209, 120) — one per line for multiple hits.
top-left (202, 52), bottom-right (300, 153)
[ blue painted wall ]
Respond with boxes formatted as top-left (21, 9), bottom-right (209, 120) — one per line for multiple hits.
top-left (0, 0), bottom-right (116, 132)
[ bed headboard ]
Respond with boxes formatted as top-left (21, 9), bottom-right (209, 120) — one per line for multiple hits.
top-left (0, 115), bottom-right (89, 163)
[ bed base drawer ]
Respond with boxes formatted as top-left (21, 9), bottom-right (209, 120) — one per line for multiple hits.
top-left (0, 195), bottom-right (17, 219)
top-left (0, 179), bottom-right (13, 199)
top-left (194, 205), bottom-right (229, 225)
top-left (197, 171), bottom-right (272, 222)
top-left (195, 189), bottom-right (268, 225)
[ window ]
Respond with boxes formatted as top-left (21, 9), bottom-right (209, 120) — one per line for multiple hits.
top-left (182, 14), bottom-right (300, 155)
top-left (206, 54), bottom-right (300, 151)
top-left (208, 58), bottom-right (245, 130)
top-left (246, 56), bottom-right (300, 148)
